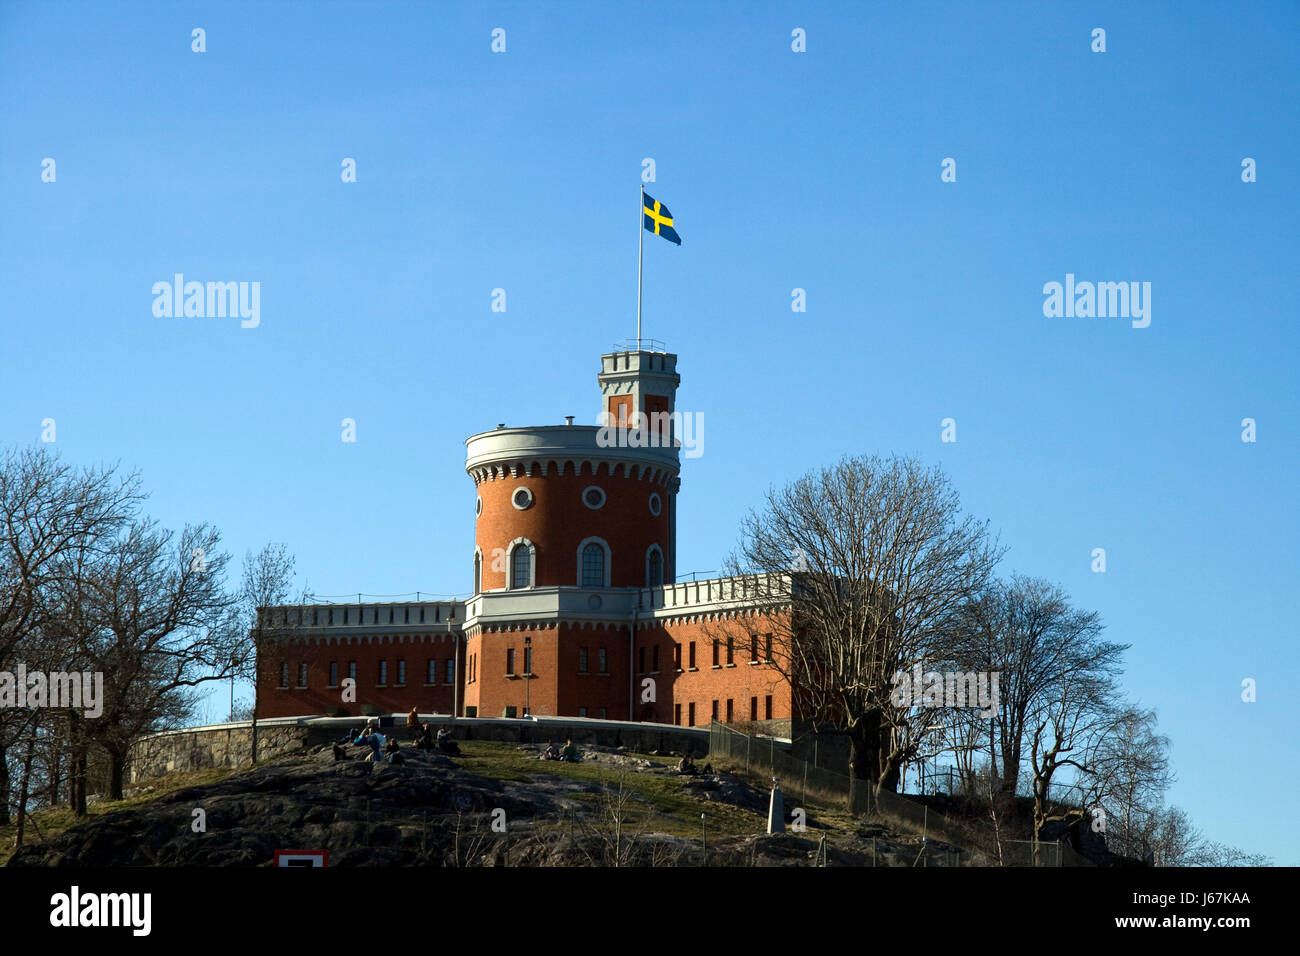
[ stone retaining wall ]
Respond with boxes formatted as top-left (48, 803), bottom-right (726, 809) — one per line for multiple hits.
top-left (128, 715), bottom-right (710, 782)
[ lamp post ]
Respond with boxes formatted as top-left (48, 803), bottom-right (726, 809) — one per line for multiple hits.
top-left (524, 635), bottom-right (531, 717)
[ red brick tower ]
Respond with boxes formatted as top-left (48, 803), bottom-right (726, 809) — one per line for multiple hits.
top-left (461, 348), bottom-right (681, 720)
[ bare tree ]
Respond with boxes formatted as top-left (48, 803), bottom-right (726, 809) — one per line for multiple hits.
top-left (52, 520), bottom-right (242, 803)
top-left (235, 544), bottom-right (297, 762)
top-left (1082, 705), bottom-right (1173, 859)
top-left (1027, 656), bottom-right (1124, 839)
top-left (718, 454), bottom-right (1003, 800)
top-left (0, 446), bottom-right (140, 824)
top-left (944, 576), bottom-right (1125, 797)
top-left (1145, 804), bottom-right (1271, 867)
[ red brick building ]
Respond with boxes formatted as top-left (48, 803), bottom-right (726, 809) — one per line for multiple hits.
top-left (257, 346), bottom-right (792, 727)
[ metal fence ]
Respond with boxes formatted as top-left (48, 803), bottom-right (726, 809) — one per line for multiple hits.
top-left (707, 721), bottom-right (1085, 867)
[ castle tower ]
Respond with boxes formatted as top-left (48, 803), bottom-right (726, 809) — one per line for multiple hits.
top-left (461, 346), bottom-right (682, 720)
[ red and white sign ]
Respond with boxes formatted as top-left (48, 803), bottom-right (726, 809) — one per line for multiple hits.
top-left (274, 849), bottom-right (329, 867)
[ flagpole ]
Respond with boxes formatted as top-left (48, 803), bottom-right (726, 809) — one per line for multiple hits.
top-left (637, 184), bottom-right (644, 347)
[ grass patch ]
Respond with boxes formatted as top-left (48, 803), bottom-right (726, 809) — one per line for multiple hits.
top-left (453, 740), bottom-right (766, 840)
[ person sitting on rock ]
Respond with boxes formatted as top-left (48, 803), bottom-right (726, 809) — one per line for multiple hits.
top-left (416, 723), bottom-right (434, 751)
top-left (406, 707), bottom-right (420, 734)
top-left (677, 753), bottom-right (697, 775)
top-left (436, 726), bottom-right (461, 756)
top-left (559, 738), bottom-right (580, 762)
top-left (364, 731), bottom-right (386, 762)
top-left (385, 737), bottom-right (405, 765)
top-left (332, 743), bottom-right (348, 761)
top-left (541, 741), bottom-right (561, 760)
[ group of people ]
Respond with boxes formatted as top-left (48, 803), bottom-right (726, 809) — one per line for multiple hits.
top-left (676, 753), bottom-right (713, 776)
top-left (332, 710), bottom-right (461, 764)
top-left (540, 739), bottom-right (580, 762)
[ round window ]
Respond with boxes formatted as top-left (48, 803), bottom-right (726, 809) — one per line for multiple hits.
top-left (648, 493), bottom-right (662, 516)
top-left (475, 496), bottom-right (482, 517)
top-left (512, 487), bottom-right (534, 510)
top-left (582, 486), bottom-right (606, 510)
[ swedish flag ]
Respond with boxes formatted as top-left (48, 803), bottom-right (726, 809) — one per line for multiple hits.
top-left (642, 192), bottom-right (681, 245)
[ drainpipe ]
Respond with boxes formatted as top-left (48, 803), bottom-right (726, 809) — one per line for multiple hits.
top-left (451, 603), bottom-right (460, 719)
top-left (629, 600), bottom-right (638, 722)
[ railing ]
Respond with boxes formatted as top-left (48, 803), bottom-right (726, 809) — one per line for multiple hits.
top-left (706, 721), bottom-right (1087, 867)
top-left (638, 572), bottom-right (791, 613)
top-left (258, 600), bottom-right (464, 630)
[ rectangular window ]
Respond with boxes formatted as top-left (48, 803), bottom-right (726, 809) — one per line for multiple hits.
top-left (750, 696), bottom-right (758, 720)
top-left (712, 639), bottom-right (720, 667)
top-left (579, 647), bottom-right (589, 674)
top-left (688, 642), bottom-right (696, 669)
top-left (652, 645), bottom-right (660, 672)
top-left (638, 646), bottom-right (646, 673)
top-left (598, 707), bottom-right (607, 719)
top-left (298, 663), bottom-right (307, 688)
top-left (446, 659), bottom-right (455, 684)
top-left (688, 702), bottom-right (696, 727)
top-left (673, 643), bottom-right (681, 670)
top-left (711, 700), bottom-right (718, 721)
top-left (765, 695), bottom-right (773, 720)
top-left (674, 703), bottom-right (681, 725)
top-left (507, 648), bottom-right (515, 675)
top-left (396, 660), bottom-right (406, 685)
top-left (328, 662), bottom-right (338, 686)
top-left (427, 659), bottom-right (437, 684)
top-left (378, 661), bottom-right (388, 686)
top-left (726, 636), bottom-right (734, 665)
top-left (348, 661), bottom-right (357, 682)
top-left (578, 706), bottom-right (587, 717)
top-left (279, 662), bottom-right (288, 688)
top-left (524, 646), bottom-right (532, 675)
top-left (750, 633), bottom-right (758, 661)
top-left (726, 699), bottom-right (733, 722)
top-left (765, 633), bottom-right (773, 661)
top-left (598, 647), bottom-right (607, 674)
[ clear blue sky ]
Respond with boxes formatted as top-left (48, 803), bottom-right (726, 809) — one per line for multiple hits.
top-left (2, 0), bottom-right (1295, 863)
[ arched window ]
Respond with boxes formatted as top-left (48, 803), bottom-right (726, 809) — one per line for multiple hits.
top-left (512, 544), bottom-right (532, 589)
top-left (646, 546), bottom-right (664, 587)
top-left (473, 551), bottom-right (482, 594)
top-left (582, 544), bottom-right (605, 588)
